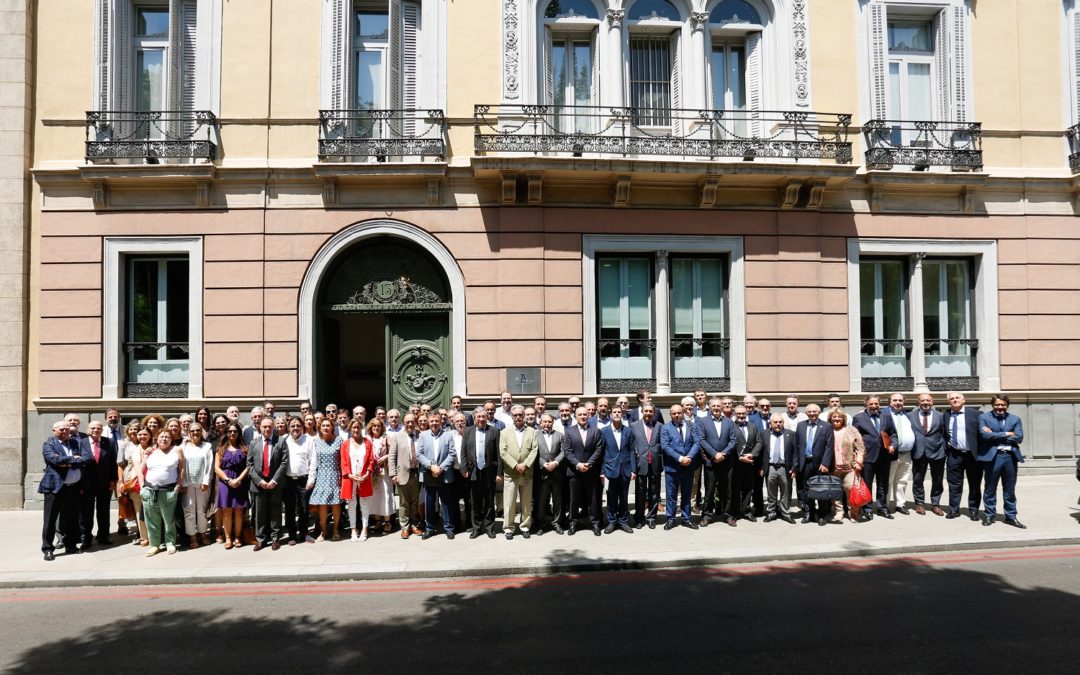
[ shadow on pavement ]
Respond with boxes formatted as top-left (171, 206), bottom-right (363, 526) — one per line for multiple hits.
top-left (7, 548), bottom-right (1079, 673)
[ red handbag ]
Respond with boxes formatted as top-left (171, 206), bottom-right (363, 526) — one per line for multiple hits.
top-left (850, 475), bottom-right (873, 509)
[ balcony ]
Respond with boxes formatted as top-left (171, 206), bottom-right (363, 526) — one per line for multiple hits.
top-left (474, 105), bottom-right (853, 163)
top-left (85, 111), bottom-right (217, 163)
top-left (318, 109), bottom-right (447, 162)
top-left (863, 119), bottom-right (982, 172)
top-left (1068, 123), bottom-right (1080, 173)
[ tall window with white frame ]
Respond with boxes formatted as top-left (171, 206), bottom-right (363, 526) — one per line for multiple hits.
top-left (860, 258), bottom-right (909, 382)
top-left (671, 256), bottom-right (728, 389)
top-left (708, 0), bottom-right (763, 138)
top-left (597, 257), bottom-right (654, 384)
top-left (887, 18), bottom-right (933, 144)
top-left (126, 256), bottom-right (190, 397)
top-left (134, 5), bottom-right (169, 119)
top-left (922, 258), bottom-right (975, 379)
top-left (627, 0), bottom-right (681, 127)
top-left (543, 0), bottom-right (600, 134)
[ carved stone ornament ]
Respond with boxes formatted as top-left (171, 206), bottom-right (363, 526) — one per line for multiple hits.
top-left (346, 277), bottom-right (443, 307)
top-left (503, 0), bottom-right (520, 99)
top-left (792, 0), bottom-right (809, 106)
top-left (690, 11), bottom-right (709, 31)
top-left (606, 8), bottom-right (625, 27)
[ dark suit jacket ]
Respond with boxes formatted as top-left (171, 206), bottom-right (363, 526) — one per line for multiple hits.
top-left (535, 429), bottom-right (565, 479)
top-left (761, 430), bottom-right (797, 472)
top-left (731, 422), bottom-right (764, 468)
top-left (795, 419), bottom-right (834, 472)
top-left (38, 436), bottom-right (87, 494)
top-left (851, 411), bottom-right (898, 464)
top-left (81, 436), bottom-right (119, 492)
top-left (625, 407), bottom-right (665, 425)
top-left (599, 424), bottom-right (636, 480)
top-left (629, 418), bottom-right (661, 474)
top-left (247, 436), bottom-right (289, 492)
top-left (909, 408), bottom-right (947, 461)
top-left (698, 415), bottom-right (737, 466)
top-left (944, 406), bottom-right (981, 459)
top-left (561, 425), bottom-right (605, 477)
top-left (462, 424), bottom-right (501, 480)
top-left (243, 427), bottom-right (279, 448)
top-left (660, 421), bottom-right (699, 474)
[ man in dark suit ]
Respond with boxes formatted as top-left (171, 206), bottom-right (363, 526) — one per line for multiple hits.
top-left (698, 397), bottom-right (737, 527)
top-left (599, 408), bottom-right (637, 534)
top-left (626, 389), bottom-right (664, 425)
top-left (661, 404), bottom-right (700, 530)
top-left (247, 417), bottom-right (289, 550)
top-left (79, 420), bottom-right (118, 548)
top-left (977, 394), bottom-right (1026, 528)
top-left (852, 395), bottom-right (898, 520)
top-left (533, 413), bottom-right (566, 534)
top-left (730, 405), bottom-right (764, 523)
top-left (39, 421), bottom-right (88, 560)
top-left (761, 413), bottom-right (797, 523)
top-left (794, 404), bottom-right (834, 525)
top-left (909, 393), bottom-right (947, 516)
top-left (944, 391), bottom-right (983, 520)
top-left (630, 403), bottom-right (662, 529)
top-left (561, 406), bottom-right (605, 535)
top-left (462, 409), bottom-right (501, 538)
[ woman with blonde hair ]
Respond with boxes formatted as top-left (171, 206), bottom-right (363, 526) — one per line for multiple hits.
top-left (181, 423), bottom-right (214, 547)
top-left (118, 423), bottom-right (149, 545)
top-left (828, 407), bottom-right (866, 522)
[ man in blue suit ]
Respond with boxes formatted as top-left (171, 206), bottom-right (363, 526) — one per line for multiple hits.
top-left (661, 404), bottom-right (700, 530)
top-left (39, 420), bottom-right (89, 560)
top-left (417, 411), bottom-right (457, 539)
top-left (698, 397), bottom-right (737, 527)
top-left (909, 393), bottom-right (947, 516)
top-left (977, 394), bottom-right (1026, 528)
top-left (795, 404), bottom-right (834, 525)
top-left (599, 408), bottom-right (637, 534)
top-left (944, 391), bottom-right (983, 520)
top-left (852, 395), bottom-right (898, 520)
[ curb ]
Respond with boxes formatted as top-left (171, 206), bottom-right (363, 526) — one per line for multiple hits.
top-left (3, 536), bottom-right (1078, 590)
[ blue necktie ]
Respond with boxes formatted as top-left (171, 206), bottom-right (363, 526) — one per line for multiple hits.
top-left (951, 413), bottom-right (958, 446)
top-left (871, 415), bottom-right (879, 433)
top-left (476, 431), bottom-right (485, 470)
top-left (806, 424), bottom-right (815, 458)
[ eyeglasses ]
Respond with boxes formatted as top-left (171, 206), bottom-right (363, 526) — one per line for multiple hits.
top-left (227, 429), bottom-right (239, 434)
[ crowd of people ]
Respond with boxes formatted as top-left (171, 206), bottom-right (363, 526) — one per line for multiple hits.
top-left (36, 389), bottom-right (1027, 560)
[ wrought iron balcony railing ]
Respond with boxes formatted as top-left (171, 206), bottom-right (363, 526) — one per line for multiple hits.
top-left (474, 105), bottom-right (853, 163)
top-left (1068, 123), bottom-right (1080, 173)
top-left (318, 109), bottom-right (447, 161)
top-left (86, 111), bottom-right (217, 163)
top-left (863, 119), bottom-right (982, 171)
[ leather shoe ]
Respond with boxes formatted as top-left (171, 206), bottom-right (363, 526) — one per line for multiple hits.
top-left (878, 509), bottom-right (894, 520)
top-left (470, 530), bottom-right (482, 539)
top-left (505, 531), bottom-right (514, 540)
top-left (567, 525), bottom-right (577, 536)
top-left (726, 518), bottom-right (737, 527)
top-left (818, 518), bottom-right (828, 526)
top-left (915, 504), bottom-right (926, 515)
top-left (521, 529), bottom-right (531, 539)
top-left (445, 532), bottom-right (455, 540)
top-left (593, 527), bottom-right (602, 536)
top-left (931, 506), bottom-right (945, 516)
top-left (895, 506), bottom-right (910, 515)
top-left (800, 515), bottom-right (811, 524)
top-left (401, 530), bottom-right (411, 539)
top-left (271, 540), bottom-right (280, 551)
top-left (64, 547), bottom-right (80, 555)
top-left (421, 531), bottom-right (434, 540)
top-left (253, 543), bottom-right (264, 551)
top-left (664, 521), bottom-right (676, 531)
top-left (603, 523), bottom-right (617, 534)
top-left (946, 510), bottom-right (960, 519)
top-left (43, 551), bottom-right (55, 561)
top-left (700, 516), bottom-right (712, 528)
top-left (1005, 517), bottom-right (1026, 529)
top-left (764, 515), bottom-right (777, 523)
top-left (969, 511), bottom-right (980, 522)
top-left (486, 530), bottom-right (496, 539)
top-left (682, 521), bottom-right (700, 530)
top-left (411, 526), bottom-right (424, 536)
top-left (553, 525), bottom-right (565, 535)
top-left (780, 515), bottom-right (797, 524)
top-left (646, 521), bottom-right (656, 529)
top-left (982, 515), bottom-right (994, 526)
top-left (745, 515), bottom-right (757, 523)
top-left (619, 523), bottom-right (634, 534)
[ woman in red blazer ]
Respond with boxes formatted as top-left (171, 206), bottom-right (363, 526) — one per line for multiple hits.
top-left (341, 418), bottom-right (375, 542)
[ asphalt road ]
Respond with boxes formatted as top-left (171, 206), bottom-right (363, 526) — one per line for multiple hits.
top-left (2, 546), bottom-right (1079, 674)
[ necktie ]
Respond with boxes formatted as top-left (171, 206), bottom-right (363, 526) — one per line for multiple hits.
top-left (645, 425), bottom-right (652, 443)
top-left (922, 411), bottom-right (930, 434)
top-left (262, 440), bottom-right (270, 476)
top-left (93, 440), bottom-right (100, 463)
top-left (871, 415), bottom-right (879, 433)
top-left (740, 424), bottom-right (747, 441)
top-left (410, 435), bottom-right (417, 468)
top-left (677, 424), bottom-right (684, 442)
top-left (476, 434), bottom-right (485, 471)
top-left (772, 434), bottom-right (782, 463)
top-left (951, 413), bottom-right (959, 446)
top-left (806, 424), bottom-right (815, 458)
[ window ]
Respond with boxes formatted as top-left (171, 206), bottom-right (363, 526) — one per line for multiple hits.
top-left (126, 257), bottom-right (190, 391)
top-left (584, 236), bottom-right (747, 396)
top-left (544, 0), bottom-right (598, 18)
top-left (629, 0), bottom-right (679, 21)
top-left (710, 0), bottom-right (761, 25)
top-left (541, 0), bottom-right (600, 133)
top-left (354, 7), bottom-right (389, 110)
top-left (598, 257), bottom-right (654, 380)
top-left (629, 36), bottom-right (674, 126)
top-left (671, 257), bottom-right (728, 380)
top-left (134, 6), bottom-right (169, 118)
top-left (847, 239), bottom-right (997, 393)
top-left (887, 20), bottom-right (933, 143)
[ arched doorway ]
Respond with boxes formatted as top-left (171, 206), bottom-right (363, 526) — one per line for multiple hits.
top-left (312, 234), bottom-right (454, 412)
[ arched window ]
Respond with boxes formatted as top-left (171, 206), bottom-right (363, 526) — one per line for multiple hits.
top-left (710, 0), bottom-right (762, 25)
top-left (629, 0), bottom-right (680, 21)
top-left (541, 0), bottom-right (602, 132)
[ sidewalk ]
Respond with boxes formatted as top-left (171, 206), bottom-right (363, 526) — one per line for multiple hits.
top-left (4, 473), bottom-right (1078, 588)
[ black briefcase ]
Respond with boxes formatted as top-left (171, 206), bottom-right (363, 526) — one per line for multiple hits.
top-left (805, 474), bottom-right (844, 501)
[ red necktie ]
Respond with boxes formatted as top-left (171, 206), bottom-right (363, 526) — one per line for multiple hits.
top-left (92, 440), bottom-right (100, 463)
top-left (262, 440), bottom-right (270, 476)
top-left (645, 425), bottom-right (652, 463)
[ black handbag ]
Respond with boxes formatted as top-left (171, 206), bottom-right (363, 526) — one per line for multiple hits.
top-left (805, 474), bottom-right (844, 501)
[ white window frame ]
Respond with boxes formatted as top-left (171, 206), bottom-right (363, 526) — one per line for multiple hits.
top-left (353, 3), bottom-right (390, 110)
top-left (1063, 0), bottom-right (1080, 131)
top-left (670, 256), bottom-right (728, 380)
top-left (125, 256), bottom-right (191, 384)
top-left (103, 237), bottom-right (203, 399)
top-left (846, 238), bottom-right (998, 393)
top-left (583, 235), bottom-right (746, 396)
top-left (886, 19), bottom-right (935, 121)
top-left (133, 3), bottom-right (170, 117)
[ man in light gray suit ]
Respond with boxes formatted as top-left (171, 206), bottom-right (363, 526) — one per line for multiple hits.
top-left (910, 393), bottom-right (947, 516)
top-left (533, 413), bottom-right (565, 534)
top-left (417, 411), bottom-right (456, 540)
top-left (247, 417), bottom-right (288, 550)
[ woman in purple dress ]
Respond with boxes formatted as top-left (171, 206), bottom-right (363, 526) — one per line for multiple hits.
top-left (214, 422), bottom-right (249, 549)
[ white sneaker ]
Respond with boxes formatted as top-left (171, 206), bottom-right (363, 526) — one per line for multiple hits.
top-left (351, 531), bottom-right (359, 542)
top-left (145, 548), bottom-right (159, 557)
top-left (359, 531), bottom-right (368, 542)
top-left (166, 545), bottom-right (177, 555)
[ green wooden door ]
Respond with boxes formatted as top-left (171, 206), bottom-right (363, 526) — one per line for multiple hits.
top-left (386, 315), bottom-right (450, 411)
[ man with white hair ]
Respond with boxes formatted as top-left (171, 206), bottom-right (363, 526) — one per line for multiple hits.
top-left (39, 420), bottom-right (88, 560)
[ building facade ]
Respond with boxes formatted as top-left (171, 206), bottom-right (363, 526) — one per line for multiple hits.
top-left (10, 0), bottom-right (1080, 506)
